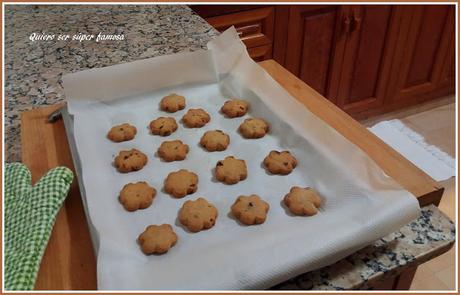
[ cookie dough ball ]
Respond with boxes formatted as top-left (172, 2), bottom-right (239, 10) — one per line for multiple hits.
top-left (221, 99), bottom-right (249, 118)
top-left (179, 197), bottom-right (218, 232)
top-left (199, 130), bottom-right (230, 152)
top-left (149, 117), bottom-right (178, 136)
top-left (138, 224), bottom-right (178, 255)
top-left (231, 194), bottom-right (270, 225)
top-left (157, 140), bottom-right (189, 162)
top-left (160, 93), bottom-right (186, 113)
top-left (107, 123), bottom-right (137, 142)
top-left (182, 108), bottom-right (210, 128)
top-left (239, 118), bottom-right (269, 139)
top-left (114, 149), bottom-right (148, 173)
top-left (119, 182), bottom-right (156, 212)
top-left (263, 150), bottom-right (298, 175)
top-left (284, 186), bottom-right (322, 216)
top-left (164, 169), bottom-right (199, 198)
top-left (215, 156), bottom-right (247, 185)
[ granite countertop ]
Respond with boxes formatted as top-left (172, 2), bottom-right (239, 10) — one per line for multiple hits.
top-left (4, 5), bottom-right (455, 290)
top-left (4, 5), bottom-right (218, 163)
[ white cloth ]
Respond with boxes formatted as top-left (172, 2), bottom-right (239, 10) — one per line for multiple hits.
top-left (62, 27), bottom-right (420, 290)
top-left (369, 119), bottom-right (455, 182)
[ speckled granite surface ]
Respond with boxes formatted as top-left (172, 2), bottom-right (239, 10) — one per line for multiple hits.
top-left (4, 5), bottom-right (455, 290)
top-left (273, 204), bottom-right (455, 290)
top-left (4, 5), bottom-right (218, 163)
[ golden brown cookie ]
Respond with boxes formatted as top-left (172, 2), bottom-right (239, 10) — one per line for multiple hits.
top-left (114, 149), bottom-right (148, 173)
top-left (157, 140), bottom-right (189, 162)
top-left (107, 123), bottom-right (137, 142)
top-left (138, 224), bottom-right (178, 255)
top-left (164, 169), bottom-right (199, 198)
top-left (215, 156), bottom-right (247, 185)
top-left (179, 197), bottom-right (218, 232)
top-left (231, 194), bottom-right (270, 225)
top-left (221, 99), bottom-right (249, 118)
top-left (199, 130), bottom-right (230, 152)
top-left (284, 186), bottom-right (322, 216)
top-left (263, 150), bottom-right (298, 175)
top-left (149, 117), bottom-right (178, 136)
top-left (239, 118), bottom-right (269, 139)
top-left (119, 182), bottom-right (156, 212)
top-left (160, 93), bottom-right (186, 113)
top-left (182, 108), bottom-right (210, 128)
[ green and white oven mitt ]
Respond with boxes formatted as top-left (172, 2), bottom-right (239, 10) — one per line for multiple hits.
top-left (4, 163), bottom-right (73, 290)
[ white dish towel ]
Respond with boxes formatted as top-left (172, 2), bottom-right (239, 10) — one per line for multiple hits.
top-left (368, 119), bottom-right (455, 182)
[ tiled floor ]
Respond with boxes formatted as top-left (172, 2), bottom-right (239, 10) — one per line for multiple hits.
top-left (361, 96), bottom-right (456, 290)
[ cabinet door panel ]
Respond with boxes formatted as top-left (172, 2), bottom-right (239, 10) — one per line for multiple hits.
top-left (284, 6), bottom-right (346, 102)
top-left (387, 5), bottom-right (455, 104)
top-left (405, 6), bottom-right (450, 88)
top-left (337, 5), bottom-right (397, 113)
top-left (347, 6), bottom-right (392, 103)
top-left (298, 10), bottom-right (337, 95)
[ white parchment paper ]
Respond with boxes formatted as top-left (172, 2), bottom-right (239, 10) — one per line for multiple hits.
top-left (63, 28), bottom-right (420, 290)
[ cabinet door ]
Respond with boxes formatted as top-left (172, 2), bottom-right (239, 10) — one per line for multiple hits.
top-left (387, 5), bottom-right (455, 104)
top-left (283, 6), bottom-right (347, 102)
top-left (336, 5), bottom-right (398, 114)
top-left (206, 7), bottom-right (275, 61)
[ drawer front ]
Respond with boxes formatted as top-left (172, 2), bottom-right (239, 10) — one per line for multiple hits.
top-left (206, 7), bottom-right (275, 60)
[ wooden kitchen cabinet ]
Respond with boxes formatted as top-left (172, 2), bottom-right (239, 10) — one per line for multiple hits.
top-left (385, 5), bottom-right (455, 108)
top-left (191, 4), bottom-right (455, 118)
top-left (205, 6), bottom-right (275, 61)
top-left (283, 5), bottom-right (346, 102)
top-left (335, 5), bottom-right (397, 114)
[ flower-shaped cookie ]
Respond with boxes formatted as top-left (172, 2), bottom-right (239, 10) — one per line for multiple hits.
top-left (200, 130), bottom-right (230, 152)
top-left (182, 108), bottom-right (210, 128)
top-left (215, 156), bottom-right (247, 185)
top-left (284, 186), bottom-right (322, 216)
top-left (164, 169), bottom-right (199, 198)
top-left (221, 99), bottom-right (249, 118)
top-left (119, 181), bottom-right (156, 212)
top-left (114, 149), bottom-right (148, 173)
top-left (160, 93), bottom-right (186, 113)
top-left (179, 197), bottom-right (218, 232)
top-left (239, 118), bottom-right (269, 139)
top-left (157, 140), bottom-right (189, 162)
top-left (138, 224), bottom-right (178, 254)
top-left (263, 150), bottom-right (298, 175)
top-left (231, 194), bottom-right (270, 225)
top-left (149, 117), bottom-right (178, 136)
top-left (107, 123), bottom-right (137, 142)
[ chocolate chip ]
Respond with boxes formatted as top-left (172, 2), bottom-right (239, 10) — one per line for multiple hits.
top-left (217, 161), bottom-right (223, 166)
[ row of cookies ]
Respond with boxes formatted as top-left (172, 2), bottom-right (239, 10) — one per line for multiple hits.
top-left (114, 149), bottom-right (297, 181)
top-left (137, 187), bottom-right (322, 254)
top-left (108, 117), bottom-right (269, 143)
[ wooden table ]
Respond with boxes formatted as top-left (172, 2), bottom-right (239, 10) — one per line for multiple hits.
top-left (21, 60), bottom-right (444, 290)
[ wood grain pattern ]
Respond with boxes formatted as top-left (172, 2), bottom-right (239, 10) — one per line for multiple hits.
top-left (21, 104), bottom-right (97, 290)
top-left (337, 5), bottom-right (395, 114)
top-left (386, 5), bottom-right (455, 105)
top-left (20, 60), bottom-right (442, 290)
top-left (284, 5), bottom-right (345, 103)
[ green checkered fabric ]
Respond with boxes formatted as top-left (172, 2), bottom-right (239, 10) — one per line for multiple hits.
top-left (4, 163), bottom-right (73, 290)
